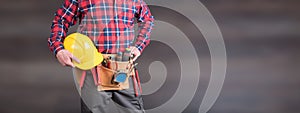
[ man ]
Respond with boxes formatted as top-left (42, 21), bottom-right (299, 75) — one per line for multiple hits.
top-left (47, 0), bottom-right (154, 112)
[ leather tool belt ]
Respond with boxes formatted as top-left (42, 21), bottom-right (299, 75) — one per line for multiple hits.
top-left (97, 54), bottom-right (136, 91)
top-left (77, 54), bottom-right (136, 91)
top-left (77, 54), bottom-right (142, 96)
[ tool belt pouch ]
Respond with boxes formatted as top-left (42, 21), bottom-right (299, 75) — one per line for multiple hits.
top-left (97, 61), bottom-right (134, 91)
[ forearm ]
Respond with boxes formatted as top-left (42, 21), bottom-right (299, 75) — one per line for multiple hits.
top-left (48, 0), bottom-right (79, 55)
top-left (134, 0), bottom-right (155, 53)
top-left (48, 20), bottom-right (68, 55)
top-left (135, 20), bottom-right (154, 53)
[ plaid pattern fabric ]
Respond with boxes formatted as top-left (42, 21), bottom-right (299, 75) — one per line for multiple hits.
top-left (48, 0), bottom-right (154, 55)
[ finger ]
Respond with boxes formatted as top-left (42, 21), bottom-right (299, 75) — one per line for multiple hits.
top-left (64, 58), bottom-right (75, 67)
top-left (56, 51), bottom-right (67, 66)
top-left (132, 56), bottom-right (138, 61)
top-left (64, 50), bottom-right (80, 64)
top-left (130, 47), bottom-right (141, 61)
top-left (129, 47), bottom-right (138, 55)
top-left (57, 55), bottom-right (67, 66)
top-left (132, 53), bottom-right (140, 61)
top-left (57, 57), bottom-right (66, 66)
top-left (129, 47), bottom-right (135, 54)
top-left (61, 53), bottom-right (74, 67)
top-left (71, 56), bottom-right (81, 64)
top-left (62, 52), bottom-right (69, 61)
top-left (69, 53), bottom-right (80, 64)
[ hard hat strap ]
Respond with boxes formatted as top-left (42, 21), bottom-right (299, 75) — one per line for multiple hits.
top-left (91, 68), bottom-right (98, 86)
top-left (135, 69), bottom-right (142, 94)
top-left (79, 67), bottom-right (100, 89)
top-left (79, 71), bottom-right (86, 89)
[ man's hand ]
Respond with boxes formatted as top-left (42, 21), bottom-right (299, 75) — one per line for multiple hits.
top-left (130, 46), bottom-right (141, 61)
top-left (56, 49), bottom-right (80, 67)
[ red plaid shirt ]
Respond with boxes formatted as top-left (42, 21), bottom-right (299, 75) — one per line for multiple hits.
top-left (48, 0), bottom-right (154, 55)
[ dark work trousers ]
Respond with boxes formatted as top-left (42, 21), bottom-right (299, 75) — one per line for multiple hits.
top-left (72, 68), bottom-right (145, 113)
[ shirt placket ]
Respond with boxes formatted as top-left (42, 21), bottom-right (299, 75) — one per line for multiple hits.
top-left (114, 0), bottom-right (120, 53)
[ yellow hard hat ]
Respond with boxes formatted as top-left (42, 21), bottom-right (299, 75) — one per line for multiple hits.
top-left (63, 33), bottom-right (103, 70)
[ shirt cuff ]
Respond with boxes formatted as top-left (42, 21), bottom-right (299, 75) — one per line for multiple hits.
top-left (53, 42), bottom-right (65, 56)
top-left (135, 45), bottom-right (143, 53)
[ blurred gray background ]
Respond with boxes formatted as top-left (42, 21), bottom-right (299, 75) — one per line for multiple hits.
top-left (0, 0), bottom-right (299, 113)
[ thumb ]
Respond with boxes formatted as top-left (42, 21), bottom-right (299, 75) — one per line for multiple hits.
top-left (70, 54), bottom-right (80, 64)
top-left (130, 47), bottom-right (140, 61)
top-left (65, 50), bottom-right (80, 64)
top-left (65, 57), bottom-right (75, 67)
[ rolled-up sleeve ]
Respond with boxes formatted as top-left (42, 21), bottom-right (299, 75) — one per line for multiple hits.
top-left (48, 0), bottom-right (80, 55)
top-left (135, 0), bottom-right (154, 53)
